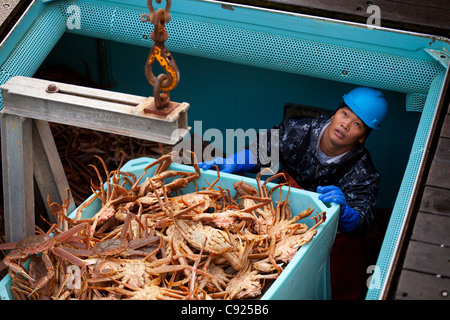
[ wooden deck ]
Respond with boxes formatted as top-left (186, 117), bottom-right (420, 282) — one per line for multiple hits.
top-left (226, 0), bottom-right (450, 38)
top-left (0, 0), bottom-right (31, 42)
top-left (392, 99), bottom-right (450, 300)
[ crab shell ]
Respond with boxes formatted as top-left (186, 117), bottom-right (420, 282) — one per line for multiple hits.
top-left (16, 235), bottom-right (55, 255)
top-left (93, 238), bottom-right (128, 256)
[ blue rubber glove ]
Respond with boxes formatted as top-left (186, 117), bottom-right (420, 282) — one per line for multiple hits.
top-left (317, 185), bottom-right (360, 233)
top-left (198, 148), bottom-right (255, 174)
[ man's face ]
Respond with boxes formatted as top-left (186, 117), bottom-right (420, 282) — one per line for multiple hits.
top-left (323, 107), bottom-right (368, 154)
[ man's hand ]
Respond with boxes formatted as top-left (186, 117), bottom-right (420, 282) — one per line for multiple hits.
top-left (198, 149), bottom-right (255, 174)
top-left (317, 185), bottom-right (359, 233)
top-left (317, 185), bottom-right (346, 205)
top-left (198, 156), bottom-right (235, 173)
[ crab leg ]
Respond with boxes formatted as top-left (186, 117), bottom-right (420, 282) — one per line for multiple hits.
top-left (51, 247), bottom-right (86, 268)
top-left (53, 222), bottom-right (89, 243)
top-left (3, 252), bottom-right (34, 282)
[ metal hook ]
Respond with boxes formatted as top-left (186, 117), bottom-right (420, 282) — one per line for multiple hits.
top-left (145, 44), bottom-right (179, 93)
top-left (153, 74), bottom-right (170, 109)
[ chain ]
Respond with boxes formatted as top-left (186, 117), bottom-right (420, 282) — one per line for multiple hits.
top-left (141, 0), bottom-right (180, 110)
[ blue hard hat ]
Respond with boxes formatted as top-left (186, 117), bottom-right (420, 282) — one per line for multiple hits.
top-left (342, 87), bottom-right (388, 130)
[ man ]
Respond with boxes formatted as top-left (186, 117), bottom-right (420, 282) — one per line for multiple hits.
top-left (199, 86), bottom-right (388, 299)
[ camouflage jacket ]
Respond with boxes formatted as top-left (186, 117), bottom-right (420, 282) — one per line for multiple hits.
top-left (252, 114), bottom-right (380, 237)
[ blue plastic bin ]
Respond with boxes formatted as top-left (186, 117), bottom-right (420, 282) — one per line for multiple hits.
top-left (0, 157), bottom-right (339, 300)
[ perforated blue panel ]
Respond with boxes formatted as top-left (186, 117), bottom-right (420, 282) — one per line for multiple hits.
top-left (52, 0), bottom-right (445, 112)
top-left (0, 5), bottom-right (66, 108)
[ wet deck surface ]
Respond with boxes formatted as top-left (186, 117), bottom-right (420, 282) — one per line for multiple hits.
top-left (0, 0), bottom-right (29, 42)
top-left (226, 0), bottom-right (450, 37)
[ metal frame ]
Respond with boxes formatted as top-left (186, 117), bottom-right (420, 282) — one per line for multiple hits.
top-left (1, 75), bottom-right (189, 242)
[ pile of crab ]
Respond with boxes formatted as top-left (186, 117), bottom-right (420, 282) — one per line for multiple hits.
top-left (0, 151), bottom-right (326, 300)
